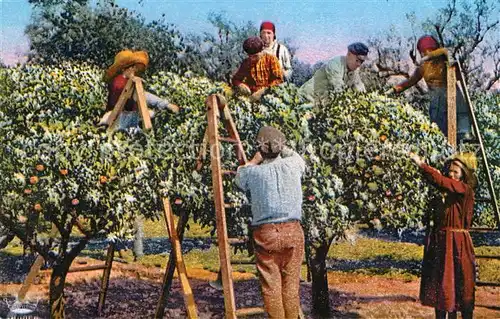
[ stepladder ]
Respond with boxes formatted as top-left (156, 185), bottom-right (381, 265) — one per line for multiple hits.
top-left (197, 94), bottom-right (267, 318)
top-left (155, 197), bottom-right (198, 319)
top-left (447, 60), bottom-right (500, 286)
top-left (447, 60), bottom-right (499, 221)
top-left (104, 75), bottom-right (153, 131)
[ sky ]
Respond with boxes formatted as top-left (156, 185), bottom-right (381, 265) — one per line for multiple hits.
top-left (0, 0), bottom-right (450, 66)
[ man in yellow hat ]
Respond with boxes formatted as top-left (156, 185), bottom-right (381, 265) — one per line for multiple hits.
top-left (98, 49), bottom-right (180, 129)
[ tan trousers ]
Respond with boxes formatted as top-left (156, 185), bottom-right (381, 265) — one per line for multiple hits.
top-left (253, 221), bottom-right (304, 319)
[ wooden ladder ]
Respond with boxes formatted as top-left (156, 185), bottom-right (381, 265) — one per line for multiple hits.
top-left (197, 94), bottom-right (268, 318)
top-left (155, 198), bottom-right (198, 318)
top-left (107, 75), bottom-right (152, 131)
top-left (447, 60), bottom-right (500, 287)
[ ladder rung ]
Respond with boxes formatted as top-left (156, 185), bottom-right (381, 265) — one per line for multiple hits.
top-left (476, 255), bottom-right (500, 260)
top-left (228, 237), bottom-right (248, 245)
top-left (219, 137), bottom-right (239, 144)
top-left (221, 170), bottom-right (237, 175)
top-left (476, 281), bottom-right (500, 287)
top-left (231, 260), bottom-right (254, 265)
top-left (235, 307), bottom-right (265, 316)
top-left (211, 237), bottom-right (248, 245)
top-left (68, 264), bottom-right (107, 273)
top-left (460, 139), bottom-right (479, 144)
top-left (40, 264), bottom-right (107, 274)
top-left (224, 203), bottom-right (237, 209)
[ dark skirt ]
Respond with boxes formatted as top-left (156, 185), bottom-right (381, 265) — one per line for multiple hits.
top-left (419, 229), bottom-right (476, 312)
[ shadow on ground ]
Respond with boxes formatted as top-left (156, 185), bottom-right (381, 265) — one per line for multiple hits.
top-left (0, 277), bottom-right (418, 318)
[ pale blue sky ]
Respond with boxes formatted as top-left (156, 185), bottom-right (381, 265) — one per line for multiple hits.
top-left (1, 0), bottom-right (449, 65)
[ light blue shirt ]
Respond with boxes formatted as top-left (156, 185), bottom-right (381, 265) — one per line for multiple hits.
top-left (235, 149), bottom-right (306, 226)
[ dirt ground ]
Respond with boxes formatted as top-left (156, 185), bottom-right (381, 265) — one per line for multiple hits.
top-left (1, 257), bottom-right (499, 318)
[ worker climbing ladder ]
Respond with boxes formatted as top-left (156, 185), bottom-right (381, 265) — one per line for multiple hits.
top-left (446, 60), bottom-right (500, 286)
top-left (196, 94), bottom-right (307, 318)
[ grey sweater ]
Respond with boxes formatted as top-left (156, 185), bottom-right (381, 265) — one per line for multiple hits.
top-left (235, 149), bottom-right (305, 226)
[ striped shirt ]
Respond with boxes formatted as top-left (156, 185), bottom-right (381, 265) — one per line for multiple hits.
top-left (232, 53), bottom-right (283, 93)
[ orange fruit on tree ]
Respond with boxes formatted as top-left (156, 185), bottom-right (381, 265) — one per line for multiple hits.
top-left (379, 134), bottom-right (387, 142)
top-left (35, 164), bottom-right (45, 172)
top-left (60, 169), bottom-right (68, 176)
top-left (34, 203), bottom-right (42, 212)
top-left (24, 189), bottom-right (32, 195)
top-left (99, 176), bottom-right (108, 184)
top-left (18, 215), bottom-right (28, 223)
top-left (30, 176), bottom-right (39, 184)
top-left (71, 198), bottom-right (79, 206)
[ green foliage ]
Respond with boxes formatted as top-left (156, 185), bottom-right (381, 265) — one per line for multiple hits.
top-left (0, 63), bottom-right (172, 265)
top-left (148, 75), bottom-right (346, 241)
top-left (183, 12), bottom-right (258, 83)
top-left (312, 91), bottom-right (454, 230)
top-left (26, 0), bottom-right (186, 75)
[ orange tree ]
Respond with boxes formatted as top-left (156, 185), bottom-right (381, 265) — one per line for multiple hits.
top-left (150, 75), bottom-right (456, 316)
top-left (1, 62), bottom-right (468, 317)
top-left (0, 63), bottom-right (199, 318)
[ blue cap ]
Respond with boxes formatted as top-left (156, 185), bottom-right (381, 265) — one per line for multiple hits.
top-left (348, 42), bottom-right (369, 56)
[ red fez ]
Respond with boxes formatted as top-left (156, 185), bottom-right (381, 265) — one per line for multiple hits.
top-left (260, 21), bottom-right (276, 34)
top-left (417, 35), bottom-right (439, 53)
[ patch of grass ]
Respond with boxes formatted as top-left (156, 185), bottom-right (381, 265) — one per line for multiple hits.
top-left (121, 245), bottom-right (257, 276)
top-left (344, 267), bottom-right (419, 282)
top-left (1, 237), bottom-right (24, 256)
top-left (328, 237), bottom-right (423, 261)
top-left (143, 217), bottom-right (212, 238)
top-left (68, 215), bottom-right (212, 239)
top-left (327, 237), bottom-right (421, 281)
top-left (476, 246), bottom-right (500, 283)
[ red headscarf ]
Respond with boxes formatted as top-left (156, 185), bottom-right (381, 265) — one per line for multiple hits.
top-left (417, 35), bottom-right (439, 53)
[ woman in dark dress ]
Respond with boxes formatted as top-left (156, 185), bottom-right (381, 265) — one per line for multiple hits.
top-left (409, 152), bottom-right (477, 319)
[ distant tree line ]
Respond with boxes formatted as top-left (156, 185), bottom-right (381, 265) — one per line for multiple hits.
top-left (24, 0), bottom-right (500, 91)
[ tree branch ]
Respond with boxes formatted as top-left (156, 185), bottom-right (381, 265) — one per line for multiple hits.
top-left (0, 214), bottom-right (53, 262)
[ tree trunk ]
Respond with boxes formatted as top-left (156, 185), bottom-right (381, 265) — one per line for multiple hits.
top-left (48, 238), bottom-right (87, 319)
top-left (309, 241), bottom-right (332, 318)
top-left (49, 261), bottom-right (71, 319)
